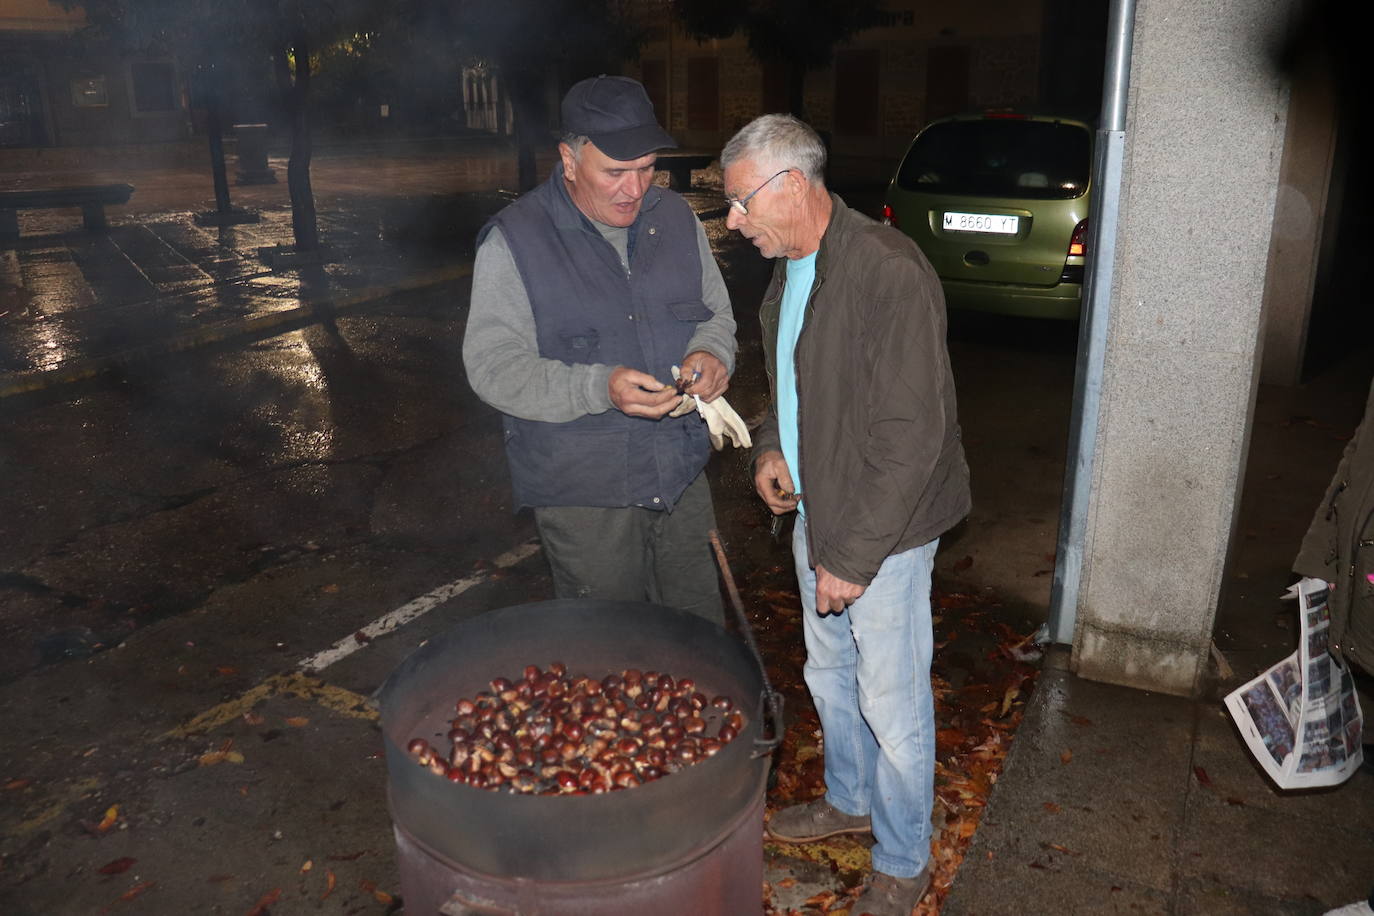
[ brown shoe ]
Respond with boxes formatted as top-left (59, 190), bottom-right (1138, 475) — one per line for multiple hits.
top-left (851, 868), bottom-right (932, 916)
top-left (766, 799), bottom-right (872, 843)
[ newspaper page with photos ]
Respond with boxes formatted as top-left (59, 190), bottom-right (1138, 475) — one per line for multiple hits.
top-left (1224, 577), bottom-right (1364, 789)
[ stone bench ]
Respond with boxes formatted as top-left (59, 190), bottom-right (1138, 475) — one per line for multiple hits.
top-left (654, 152), bottom-right (716, 191)
top-left (0, 183), bottom-right (135, 241)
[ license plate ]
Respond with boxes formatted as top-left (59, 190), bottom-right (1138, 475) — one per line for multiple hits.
top-left (943, 211), bottom-right (1019, 234)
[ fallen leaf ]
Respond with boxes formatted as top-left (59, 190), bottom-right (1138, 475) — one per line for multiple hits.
top-left (776, 877), bottom-right (797, 889)
top-left (1225, 796), bottom-right (1246, 806)
top-left (97, 805), bottom-right (120, 832)
top-left (245, 887), bottom-right (282, 916)
top-left (215, 665), bottom-right (239, 676)
top-left (322, 583), bottom-right (340, 593)
top-left (802, 890), bottom-right (838, 907)
top-left (98, 857), bottom-right (137, 875)
top-left (300, 859), bottom-right (313, 874)
top-left (998, 684), bottom-right (1020, 717)
top-left (1042, 802), bottom-right (1061, 813)
top-left (4, 779), bottom-right (31, 791)
top-left (353, 630), bottom-right (372, 645)
top-left (1059, 749), bottom-right (1073, 765)
top-left (1193, 766), bottom-right (1213, 788)
top-left (320, 870), bottom-right (337, 901)
top-left (118, 881), bottom-right (155, 902)
top-left (1043, 842), bottom-right (1077, 855)
top-left (241, 711), bottom-right (266, 727)
top-left (285, 717), bottom-right (309, 728)
top-left (198, 749), bottom-right (245, 766)
top-left (358, 879), bottom-right (395, 904)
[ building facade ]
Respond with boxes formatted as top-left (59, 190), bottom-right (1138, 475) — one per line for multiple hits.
top-left (0, 0), bottom-right (190, 149)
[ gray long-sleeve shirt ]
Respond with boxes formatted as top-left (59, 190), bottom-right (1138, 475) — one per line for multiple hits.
top-left (463, 216), bottom-right (736, 424)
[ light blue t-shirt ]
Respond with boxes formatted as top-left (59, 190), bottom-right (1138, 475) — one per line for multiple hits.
top-left (777, 252), bottom-right (816, 516)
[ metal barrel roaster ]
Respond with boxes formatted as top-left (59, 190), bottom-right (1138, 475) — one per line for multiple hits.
top-left (377, 599), bottom-right (779, 915)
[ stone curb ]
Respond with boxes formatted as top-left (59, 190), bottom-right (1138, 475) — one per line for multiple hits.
top-left (0, 262), bottom-right (473, 400)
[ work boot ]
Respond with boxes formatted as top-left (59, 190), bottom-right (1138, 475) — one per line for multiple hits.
top-left (851, 868), bottom-right (932, 916)
top-left (766, 799), bottom-right (871, 842)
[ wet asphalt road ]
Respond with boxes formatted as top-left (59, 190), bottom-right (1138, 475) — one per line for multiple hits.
top-left (0, 184), bottom-right (1079, 913)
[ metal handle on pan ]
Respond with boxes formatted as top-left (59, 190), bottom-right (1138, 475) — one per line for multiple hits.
top-left (708, 530), bottom-right (784, 758)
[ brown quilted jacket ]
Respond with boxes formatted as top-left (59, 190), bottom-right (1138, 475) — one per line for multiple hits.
top-left (752, 195), bottom-right (971, 586)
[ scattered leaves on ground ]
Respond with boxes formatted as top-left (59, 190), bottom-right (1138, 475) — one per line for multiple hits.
top-left (737, 530), bottom-right (1041, 916)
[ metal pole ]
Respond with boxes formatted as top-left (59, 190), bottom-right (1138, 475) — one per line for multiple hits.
top-left (1046, 0), bottom-right (1137, 645)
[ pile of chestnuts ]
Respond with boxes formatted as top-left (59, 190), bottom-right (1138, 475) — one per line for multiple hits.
top-left (406, 662), bottom-right (744, 795)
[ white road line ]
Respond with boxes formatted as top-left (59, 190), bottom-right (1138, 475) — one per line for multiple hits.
top-left (297, 540), bottom-right (541, 673)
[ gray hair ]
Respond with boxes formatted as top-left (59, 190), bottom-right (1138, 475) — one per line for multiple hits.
top-left (561, 133), bottom-right (590, 158)
top-left (721, 114), bottom-right (827, 184)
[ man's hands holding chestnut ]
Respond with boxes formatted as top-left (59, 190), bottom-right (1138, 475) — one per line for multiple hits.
top-left (608, 351), bottom-right (728, 418)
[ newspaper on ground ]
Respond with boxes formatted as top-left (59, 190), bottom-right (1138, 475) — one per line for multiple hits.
top-left (1224, 576), bottom-right (1364, 789)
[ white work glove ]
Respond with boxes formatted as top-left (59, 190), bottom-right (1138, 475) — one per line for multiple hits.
top-left (668, 366), bottom-right (752, 450)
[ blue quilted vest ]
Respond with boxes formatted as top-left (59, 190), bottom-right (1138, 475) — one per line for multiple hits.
top-left (479, 167), bottom-right (713, 511)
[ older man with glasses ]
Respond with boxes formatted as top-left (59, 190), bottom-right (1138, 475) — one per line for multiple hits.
top-left (721, 113), bottom-right (970, 915)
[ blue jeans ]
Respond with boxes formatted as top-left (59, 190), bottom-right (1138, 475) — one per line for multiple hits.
top-left (793, 522), bottom-right (937, 878)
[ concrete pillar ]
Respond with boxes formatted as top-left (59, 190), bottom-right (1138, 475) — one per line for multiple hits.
top-left (1071, 0), bottom-right (1297, 696)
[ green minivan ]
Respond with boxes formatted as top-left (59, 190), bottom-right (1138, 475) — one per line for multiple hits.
top-left (882, 113), bottom-right (1092, 320)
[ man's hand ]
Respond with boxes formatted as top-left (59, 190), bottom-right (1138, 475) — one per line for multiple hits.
top-left (815, 564), bottom-right (866, 616)
top-left (609, 367), bottom-right (680, 418)
top-left (677, 351), bottom-right (729, 402)
top-left (754, 450), bottom-right (801, 515)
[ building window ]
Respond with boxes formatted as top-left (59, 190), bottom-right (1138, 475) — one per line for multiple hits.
top-left (834, 50), bottom-right (880, 137)
top-left (130, 62), bottom-right (177, 113)
top-left (70, 76), bottom-right (108, 108)
top-left (686, 57), bottom-right (718, 132)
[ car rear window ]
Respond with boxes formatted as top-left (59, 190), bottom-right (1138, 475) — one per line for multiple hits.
top-left (895, 119), bottom-right (1090, 200)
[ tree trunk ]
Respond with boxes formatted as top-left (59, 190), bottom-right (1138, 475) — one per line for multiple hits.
top-left (205, 77), bottom-right (232, 214)
top-left (274, 41), bottom-right (319, 251)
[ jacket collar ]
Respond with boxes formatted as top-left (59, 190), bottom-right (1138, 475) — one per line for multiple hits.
top-left (814, 192), bottom-right (852, 279)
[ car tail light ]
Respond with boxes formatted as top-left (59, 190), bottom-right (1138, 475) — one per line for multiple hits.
top-left (881, 204), bottom-right (898, 228)
top-left (1068, 219), bottom-right (1088, 257)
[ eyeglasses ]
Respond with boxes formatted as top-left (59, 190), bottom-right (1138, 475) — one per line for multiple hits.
top-left (725, 169), bottom-right (791, 216)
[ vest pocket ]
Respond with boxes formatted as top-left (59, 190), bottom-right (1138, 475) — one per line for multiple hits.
top-left (666, 300), bottom-right (713, 323)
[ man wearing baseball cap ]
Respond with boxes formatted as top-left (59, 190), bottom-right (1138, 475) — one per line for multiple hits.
top-left (463, 75), bottom-right (737, 622)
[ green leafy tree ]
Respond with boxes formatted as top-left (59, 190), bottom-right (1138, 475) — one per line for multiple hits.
top-left (672, 0), bottom-right (886, 121)
top-left (448, 0), bottom-right (648, 190)
top-left (64, 0), bottom-right (384, 251)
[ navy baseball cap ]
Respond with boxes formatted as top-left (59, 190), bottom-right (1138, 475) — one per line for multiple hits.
top-left (561, 75), bottom-right (678, 161)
